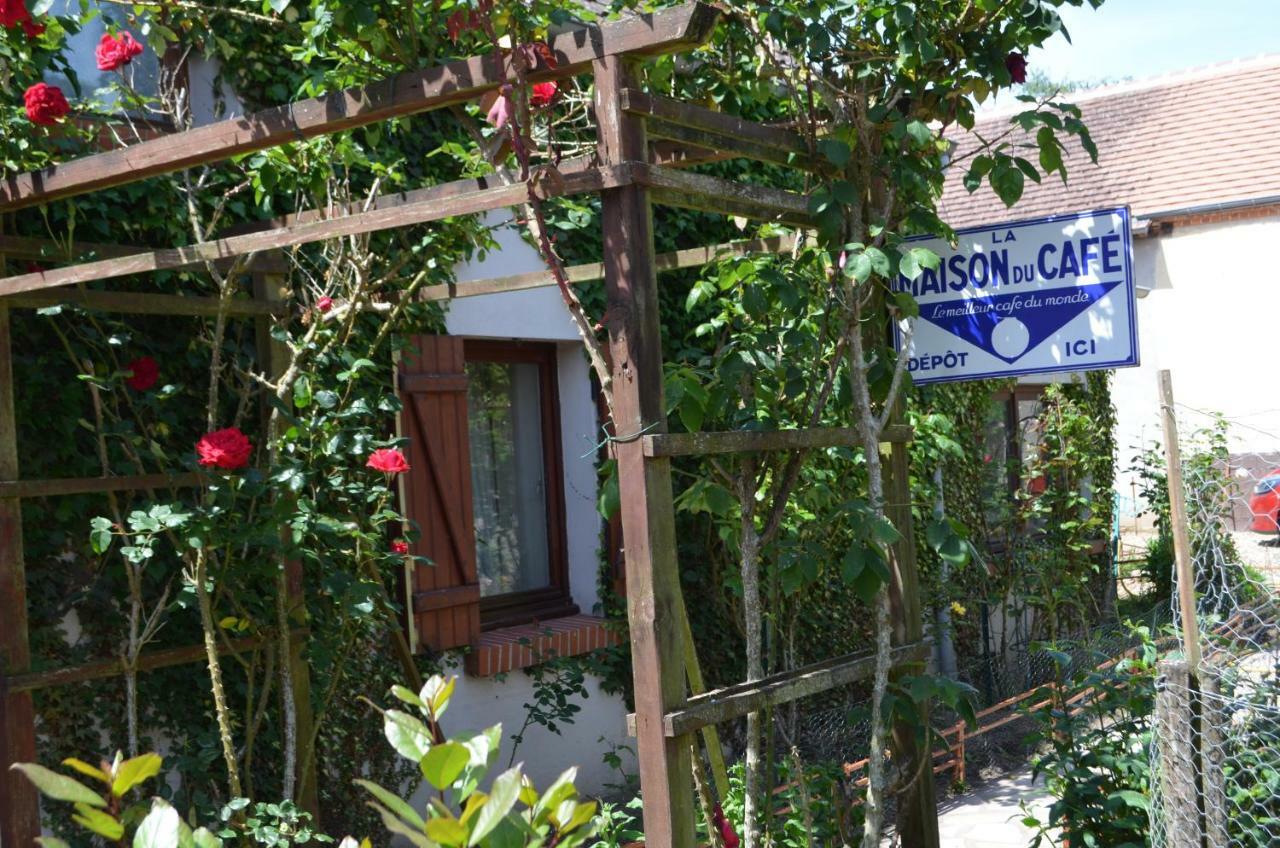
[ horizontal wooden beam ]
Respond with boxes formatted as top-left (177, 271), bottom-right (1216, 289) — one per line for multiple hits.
top-left (642, 424), bottom-right (912, 458)
top-left (621, 89), bottom-right (815, 170)
top-left (0, 472), bottom-right (202, 499)
top-left (5, 631), bottom-right (303, 693)
top-left (2, 288), bottom-right (282, 318)
top-left (647, 642), bottom-right (929, 738)
top-left (635, 164), bottom-right (813, 226)
top-left (0, 164), bottom-right (632, 296)
top-left (0, 235), bottom-right (289, 274)
top-left (0, 4), bottom-right (718, 211)
top-left (421, 235), bottom-right (798, 300)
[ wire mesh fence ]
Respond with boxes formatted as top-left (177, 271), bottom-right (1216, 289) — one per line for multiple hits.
top-left (1149, 399), bottom-right (1280, 848)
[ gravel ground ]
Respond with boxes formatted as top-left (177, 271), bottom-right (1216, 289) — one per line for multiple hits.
top-left (1232, 529), bottom-right (1280, 584)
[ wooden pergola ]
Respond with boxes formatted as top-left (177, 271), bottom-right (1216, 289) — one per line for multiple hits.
top-left (0, 5), bottom-right (938, 846)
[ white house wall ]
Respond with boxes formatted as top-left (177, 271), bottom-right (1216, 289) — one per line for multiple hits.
top-left (427, 212), bottom-right (633, 795)
top-left (1112, 213), bottom-right (1280, 518)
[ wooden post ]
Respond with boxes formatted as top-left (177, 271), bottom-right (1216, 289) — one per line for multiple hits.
top-left (1158, 370), bottom-right (1202, 671)
top-left (886, 431), bottom-right (941, 848)
top-left (1155, 660), bottom-right (1200, 848)
top-left (0, 296), bottom-right (41, 845)
top-left (1197, 664), bottom-right (1228, 847)
top-left (254, 274), bottom-right (319, 816)
top-left (594, 55), bottom-right (695, 848)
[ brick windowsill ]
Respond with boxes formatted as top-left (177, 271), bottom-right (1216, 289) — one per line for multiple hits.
top-left (466, 615), bottom-right (620, 678)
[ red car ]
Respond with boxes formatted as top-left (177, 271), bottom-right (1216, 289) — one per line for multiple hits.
top-left (1250, 468), bottom-right (1280, 532)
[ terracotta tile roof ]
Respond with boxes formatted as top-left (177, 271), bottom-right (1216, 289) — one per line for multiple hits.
top-left (938, 55), bottom-right (1280, 230)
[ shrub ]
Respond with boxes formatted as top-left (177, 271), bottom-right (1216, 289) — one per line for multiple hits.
top-left (14, 675), bottom-right (599, 848)
top-left (1023, 630), bottom-right (1157, 848)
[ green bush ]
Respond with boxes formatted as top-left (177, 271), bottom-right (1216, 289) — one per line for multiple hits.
top-left (1023, 630), bottom-right (1156, 848)
top-left (14, 675), bottom-right (600, 848)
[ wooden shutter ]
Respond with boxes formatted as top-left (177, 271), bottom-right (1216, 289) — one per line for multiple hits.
top-left (399, 335), bottom-right (480, 652)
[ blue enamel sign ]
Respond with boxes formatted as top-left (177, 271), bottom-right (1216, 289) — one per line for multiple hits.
top-left (893, 207), bottom-right (1138, 384)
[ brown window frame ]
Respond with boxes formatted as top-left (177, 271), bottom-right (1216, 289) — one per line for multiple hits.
top-left (463, 339), bottom-right (578, 631)
top-left (990, 384), bottom-right (1049, 496)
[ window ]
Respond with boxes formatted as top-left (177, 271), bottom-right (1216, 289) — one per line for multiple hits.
top-left (463, 340), bottom-right (576, 629)
top-left (984, 385), bottom-right (1049, 507)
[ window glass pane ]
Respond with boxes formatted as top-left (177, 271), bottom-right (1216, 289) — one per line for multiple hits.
top-left (467, 360), bottom-right (551, 597)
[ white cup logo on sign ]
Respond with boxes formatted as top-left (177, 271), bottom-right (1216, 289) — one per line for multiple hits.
top-left (991, 317), bottom-right (1030, 359)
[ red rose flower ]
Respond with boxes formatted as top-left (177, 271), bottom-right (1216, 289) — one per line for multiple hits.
top-left (21, 17), bottom-right (43, 37)
top-left (366, 448), bottom-right (410, 475)
top-left (125, 356), bottom-right (159, 391)
top-left (391, 539), bottom-right (410, 555)
top-left (316, 295), bottom-right (333, 313)
top-left (23, 82), bottom-right (70, 126)
top-left (1005, 51), bottom-right (1027, 85)
top-left (196, 427), bottom-right (254, 471)
top-left (712, 804), bottom-right (740, 848)
top-left (530, 81), bottom-right (557, 108)
top-left (0, 0), bottom-right (30, 28)
top-left (95, 31), bottom-right (144, 72)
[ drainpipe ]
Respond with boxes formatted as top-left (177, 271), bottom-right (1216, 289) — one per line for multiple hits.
top-left (933, 465), bottom-right (958, 679)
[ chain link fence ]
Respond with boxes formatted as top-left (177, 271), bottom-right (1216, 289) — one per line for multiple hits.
top-left (1150, 401), bottom-right (1280, 848)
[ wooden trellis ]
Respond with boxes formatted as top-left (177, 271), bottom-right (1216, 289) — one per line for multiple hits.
top-left (0, 5), bottom-right (938, 846)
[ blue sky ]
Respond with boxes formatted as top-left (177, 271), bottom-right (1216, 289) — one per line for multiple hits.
top-left (1033, 1), bottom-right (1280, 85)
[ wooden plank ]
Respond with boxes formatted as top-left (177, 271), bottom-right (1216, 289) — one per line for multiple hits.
top-left (635, 164), bottom-right (813, 226)
top-left (644, 117), bottom-right (816, 170)
top-left (674, 583), bottom-right (730, 800)
top-left (4, 631), bottom-right (303, 693)
top-left (412, 584), bottom-right (481, 613)
top-left (595, 55), bottom-right (695, 848)
top-left (419, 235), bottom-right (797, 301)
top-left (0, 4), bottom-right (719, 211)
top-left (0, 235), bottom-right (289, 274)
top-left (4, 287), bottom-right (282, 317)
top-left (642, 425), bottom-right (913, 457)
top-left (621, 90), bottom-right (811, 155)
top-left (620, 90), bottom-right (815, 170)
top-left (0, 164), bottom-right (633, 296)
top-left (655, 643), bottom-right (928, 738)
top-left (0, 472), bottom-right (202, 499)
top-left (0, 298), bottom-right (41, 848)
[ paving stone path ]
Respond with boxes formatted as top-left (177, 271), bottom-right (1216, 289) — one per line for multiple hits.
top-left (926, 768), bottom-right (1051, 848)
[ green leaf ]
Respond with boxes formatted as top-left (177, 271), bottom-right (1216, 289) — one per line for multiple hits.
top-left (1110, 789), bottom-right (1149, 810)
top-left (366, 801), bottom-right (433, 848)
top-left (469, 767), bottom-right (521, 845)
top-left (134, 800), bottom-right (181, 848)
top-left (990, 161), bottom-right (1025, 207)
top-left (817, 139), bottom-right (851, 168)
top-left (293, 375), bottom-right (312, 409)
top-left (353, 779), bottom-right (425, 830)
top-left (421, 742), bottom-right (470, 791)
top-left (419, 675), bottom-right (455, 720)
top-left (113, 752), bottom-right (163, 797)
top-left (62, 758), bottom-right (109, 785)
top-left (384, 710), bottom-right (433, 762)
top-left (72, 806), bottom-right (124, 840)
top-left (905, 120), bottom-right (932, 147)
top-left (190, 828), bottom-right (223, 848)
top-left (11, 764), bottom-right (106, 807)
top-left (89, 517), bottom-right (114, 555)
top-left (425, 817), bottom-right (468, 846)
